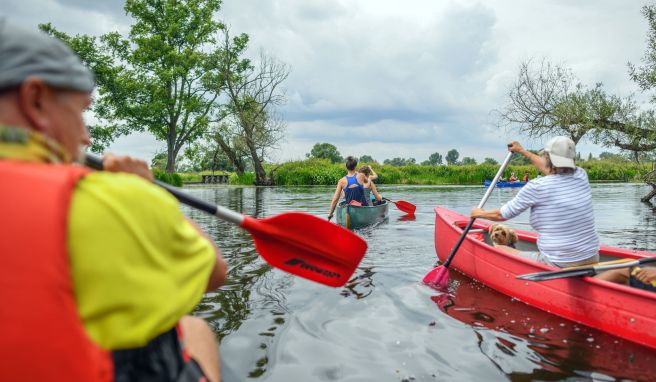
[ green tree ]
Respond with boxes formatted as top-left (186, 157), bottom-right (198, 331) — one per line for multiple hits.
top-left (461, 157), bottom-right (477, 165)
top-left (151, 151), bottom-right (168, 170)
top-left (509, 150), bottom-right (539, 165)
top-left (383, 157), bottom-right (415, 166)
top-left (41, 0), bottom-right (226, 172)
top-left (495, 59), bottom-right (633, 145)
top-left (428, 152), bottom-right (443, 165)
top-left (218, 32), bottom-right (289, 185)
top-left (359, 155), bottom-right (376, 163)
top-left (483, 157), bottom-right (498, 165)
top-left (307, 143), bottom-right (343, 163)
top-left (445, 149), bottom-right (459, 165)
top-left (599, 151), bottom-right (627, 162)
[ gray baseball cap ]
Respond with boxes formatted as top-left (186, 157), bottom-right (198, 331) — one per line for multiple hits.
top-left (0, 19), bottom-right (95, 92)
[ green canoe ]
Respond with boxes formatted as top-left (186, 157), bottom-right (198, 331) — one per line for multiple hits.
top-left (335, 200), bottom-right (389, 229)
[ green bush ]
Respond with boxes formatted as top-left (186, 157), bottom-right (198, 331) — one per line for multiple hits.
top-left (268, 159), bottom-right (652, 185)
top-left (153, 170), bottom-right (183, 187)
top-left (229, 172), bottom-right (256, 185)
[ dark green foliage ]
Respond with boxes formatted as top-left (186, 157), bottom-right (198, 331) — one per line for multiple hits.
top-left (461, 157), bottom-right (477, 165)
top-left (359, 155), bottom-right (376, 163)
top-left (41, 0), bottom-right (227, 172)
top-left (307, 143), bottom-right (343, 163)
top-left (428, 152), bottom-right (443, 165)
top-left (153, 170), bottom-right (183, 187)
top-left (383, 157), bottom-right (416, 166)
top-left (484, 157), bottom-right (498, 165)
top-left (445, 149), bottom-right (459, 165)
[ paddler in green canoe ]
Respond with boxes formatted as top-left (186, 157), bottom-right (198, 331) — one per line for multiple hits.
top-left (328, 156), bottom-right (369, 220)
top-left (0, 20), bottom-right (225, 381)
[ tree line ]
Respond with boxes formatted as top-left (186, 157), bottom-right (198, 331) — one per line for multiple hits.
top-left (42, 0), bottom-right (288, 185)
top-left (305, 143), bottom-right (639, 168)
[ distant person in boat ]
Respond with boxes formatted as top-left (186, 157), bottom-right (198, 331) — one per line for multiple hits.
top-left (508, 172), bottom-right (518, 182)
top-left (359, 165), bottom-right (384, 205)
top-left (488, 224), bottom-right (521, 255)
top-left (522, 172), bottom-right (529, 182)
top-left (0, 21), bottom-right (225, 381)
top-left (595, 266), bottom-right (656, 292)
top-left (471, 137), bottom-right (600, 268)
top-left (328, 156), bottom-right (368, 220)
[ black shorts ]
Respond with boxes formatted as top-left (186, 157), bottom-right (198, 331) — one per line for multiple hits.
top-left (113, 325), bottom-right (207, 382)
top-left (629, 276), bottom-right (656, 292)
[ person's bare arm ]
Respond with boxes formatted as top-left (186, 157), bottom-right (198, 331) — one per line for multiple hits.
top-left (370, 182), bottom-right (383, 201)
top-left (508, 141), bottom-right (549, 175)
top-left (368, 165), bottom-right (378, 181)
top-left (471, 207), bottom-right (506, 221)
top-left (328, 179), bottom-right (345, 220)
top-left (102, 153), bottom-right (226, 292)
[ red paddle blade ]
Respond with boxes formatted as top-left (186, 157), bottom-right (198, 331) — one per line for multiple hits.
top-left (394, 200), bottom-right (416, 215)
top-left (240, 213), bottom-right (368, 287)
top-left (422, 265), bottom-right (449, 290)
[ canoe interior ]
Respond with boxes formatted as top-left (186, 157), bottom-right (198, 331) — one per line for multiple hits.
top-left (461, 223), bottom-right (617, 262)
top-left (335, 200), bottom-right (389, 229)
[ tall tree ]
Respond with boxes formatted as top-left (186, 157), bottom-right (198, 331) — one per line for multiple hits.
top-left (307, 143), bottom-right (343, 163)
top-left (428, 152), bottom-right (443, 165)
top-left (359, 155), bottom-right (376, 163)
top-left (217, 31), bottom-right (289, 185)
top-left (445, 149), bottom-right (460, 165)
top-left (483, 157), bottom-right (498, 165)
top-left (42, 0), bottom-right (226, 172)
top-left (495, 59), bottom-right (633, 144)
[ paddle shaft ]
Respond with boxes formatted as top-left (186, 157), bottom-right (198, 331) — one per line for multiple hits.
top-left (518, 256), bottom-right (656, 281)
top-left (84, 154), bottom-right (244, 225)
top-left (442, 152), bottom-right (513, 268)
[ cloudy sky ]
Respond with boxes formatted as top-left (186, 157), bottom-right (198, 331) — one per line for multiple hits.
top-left (3, 0), bottom-right (651, 163)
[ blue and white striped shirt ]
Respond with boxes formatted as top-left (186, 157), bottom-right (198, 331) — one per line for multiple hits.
top-left (500, 167), bottom-right (599, 264)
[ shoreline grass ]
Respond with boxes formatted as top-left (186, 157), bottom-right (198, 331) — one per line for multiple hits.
top-left (178, 159), bottom-right (653, 186)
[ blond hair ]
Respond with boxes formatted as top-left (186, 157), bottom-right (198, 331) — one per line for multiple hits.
top-left (488, 224), bottom-right (518, 246)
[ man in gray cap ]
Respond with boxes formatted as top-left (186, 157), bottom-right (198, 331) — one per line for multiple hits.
top-left (470, 137), bottom-right (600, 268)
top-left (0, 20), bottom-right (225, 381)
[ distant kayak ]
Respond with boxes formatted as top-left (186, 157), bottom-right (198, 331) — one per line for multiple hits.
top-left (483, 180), bottom-right (526, 188)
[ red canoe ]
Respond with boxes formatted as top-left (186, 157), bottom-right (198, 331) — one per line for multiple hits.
top-left (433, 207), bottom-right (656, 349)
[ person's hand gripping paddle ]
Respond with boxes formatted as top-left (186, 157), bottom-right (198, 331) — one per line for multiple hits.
top-left (86, 154), bottom-right (368, 287)
top-left (422, 151), bottom-right (513, 289)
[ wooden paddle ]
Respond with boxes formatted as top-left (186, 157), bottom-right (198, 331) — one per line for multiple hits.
top-left (383, 198), bottom-right (416, 215)
top-left (517, 257), bottom-right (656, 282)
top-left (85, 154), bottom-right (367, 287)
top-left (422, 151), bottom-right (514, 289)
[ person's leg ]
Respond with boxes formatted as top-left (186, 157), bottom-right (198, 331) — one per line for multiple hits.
top-left (595, 268), bottom-right (630, 284)
top-left (179, 315), bottom-right (220, 382)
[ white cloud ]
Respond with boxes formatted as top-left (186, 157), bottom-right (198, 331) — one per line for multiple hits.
top-left (4, 0), bottom-right (651, 163)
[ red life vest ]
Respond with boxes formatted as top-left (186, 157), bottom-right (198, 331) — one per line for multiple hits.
top-left (0, 160), bottom-right (112, 381)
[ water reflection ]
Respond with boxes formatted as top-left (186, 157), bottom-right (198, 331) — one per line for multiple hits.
top-left (340, 267), bottom-right (376, 299)
top-left (432, 271), bottom-right (654, 381)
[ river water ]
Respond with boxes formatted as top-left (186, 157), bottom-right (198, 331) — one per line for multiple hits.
top-left (182, 183), bottom-right (656, 381)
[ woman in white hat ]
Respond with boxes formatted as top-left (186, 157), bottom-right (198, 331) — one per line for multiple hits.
top-left (470, 136), bottom-right (600, 268)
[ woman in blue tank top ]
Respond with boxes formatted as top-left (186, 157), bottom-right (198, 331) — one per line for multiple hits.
top-left (328, 156), bottom-right (368, 220)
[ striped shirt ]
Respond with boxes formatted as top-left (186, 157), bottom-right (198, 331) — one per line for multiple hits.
top-left (500, 167), bottom-right (599, 264)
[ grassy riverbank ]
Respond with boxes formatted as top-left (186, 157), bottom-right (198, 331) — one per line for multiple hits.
top-left (268, 159), bottom-right (651, 186)
top-left (177, 159), bottom-right (652, 186)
